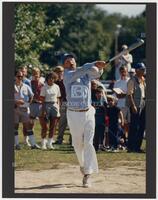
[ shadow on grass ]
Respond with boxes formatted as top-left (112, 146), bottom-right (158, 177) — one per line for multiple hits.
top-left (15, 183), bottom-right (83, 191)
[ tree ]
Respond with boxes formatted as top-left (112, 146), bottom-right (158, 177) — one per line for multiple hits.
top-left (15, 3), bottom-right (64, 69)
top-left (38, 4), bottom-right (114, 67)
top-left (15, 3), bottom-right (146, 79)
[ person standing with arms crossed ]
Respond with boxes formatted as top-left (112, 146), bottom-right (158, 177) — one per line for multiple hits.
top-left (63, 53), bottom-right (107, 187)
top-left (127, 62), bottom-right (146, 153)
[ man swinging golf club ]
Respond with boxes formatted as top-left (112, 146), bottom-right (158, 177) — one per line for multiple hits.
top-left (62, 53), bottom-right (107, 187)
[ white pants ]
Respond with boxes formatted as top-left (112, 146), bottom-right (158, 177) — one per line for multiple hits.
top-left (67, 106), bottom-right (98, 174)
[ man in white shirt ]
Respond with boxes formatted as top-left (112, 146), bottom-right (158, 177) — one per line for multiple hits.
top-left (39, 72), bottom-right (61, 150)
top-left (113, 66), bottom-right (130, 141)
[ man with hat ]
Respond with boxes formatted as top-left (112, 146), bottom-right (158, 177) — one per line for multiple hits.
top-left (63, 53), bottom-right (107, 187)
top-left (126, 62), bottom-right (146, 153)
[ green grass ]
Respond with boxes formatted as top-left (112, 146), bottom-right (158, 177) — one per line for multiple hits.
top-left (15, 120), bottom-right (146, 171)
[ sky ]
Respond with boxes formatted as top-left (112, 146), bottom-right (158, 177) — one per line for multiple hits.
top-left (96, 4), bottom-right (146, 17)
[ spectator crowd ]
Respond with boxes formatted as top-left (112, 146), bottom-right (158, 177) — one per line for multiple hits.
top-left (14, 45), bottom-right (146, 153)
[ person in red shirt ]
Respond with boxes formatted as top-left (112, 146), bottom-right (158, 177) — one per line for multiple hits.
top-left (30, 67), bottom-right (44, 123)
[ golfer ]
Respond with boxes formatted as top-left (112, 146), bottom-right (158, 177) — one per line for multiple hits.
top-left (63, 53), bottom-right (107, 187)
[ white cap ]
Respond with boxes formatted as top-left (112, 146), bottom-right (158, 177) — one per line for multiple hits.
top-left (129, 68), bottom-right (135, 73)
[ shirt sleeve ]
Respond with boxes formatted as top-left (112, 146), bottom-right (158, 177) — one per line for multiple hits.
top-left (129, 54), bottom-right (133, 63)
top-left (127, 79), bottom-right (134, 95)
top-left (57, 85), bottom-right (61, 98)
top-left (40, 85), bottom-right (46, 97)
top-left (64, 62), bottom-right (101, 84)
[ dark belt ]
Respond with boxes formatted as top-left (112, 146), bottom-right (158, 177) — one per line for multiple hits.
top-left (32, 100), bottom-right (41, 103)
top-left (68, 108), bottom-right (89, 112)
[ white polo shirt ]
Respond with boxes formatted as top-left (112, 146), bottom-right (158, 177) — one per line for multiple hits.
top-left (14, 83), bottom-right (34, 108)
top-left (113, 77), bottom-right (129, 108)
top-left (40, 83), bottom-right (61, 102)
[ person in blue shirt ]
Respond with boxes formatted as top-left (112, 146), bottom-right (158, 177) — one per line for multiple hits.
top-left (63, 53), bottom-right (107, 187)
top-left (20, 65), bottom-right (31, 87)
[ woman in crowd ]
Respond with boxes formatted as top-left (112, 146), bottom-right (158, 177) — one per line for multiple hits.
top-left (39, 72), bottom-right (61, 150)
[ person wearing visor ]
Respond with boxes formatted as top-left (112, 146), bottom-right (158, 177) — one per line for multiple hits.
top-left (127, 62), bottom-right (146, 153)
top-left (63, 53), bottom-right (107, 187)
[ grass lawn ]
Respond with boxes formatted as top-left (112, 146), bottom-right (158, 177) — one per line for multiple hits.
top-left (15, 120), bottom-right (146, 171)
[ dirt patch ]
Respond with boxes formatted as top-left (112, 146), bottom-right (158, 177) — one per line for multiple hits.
top-left (15, 163), bottom-right (146, 194)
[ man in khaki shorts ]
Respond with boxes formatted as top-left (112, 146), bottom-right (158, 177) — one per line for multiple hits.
top-left (14, 70), bottom-right (40, 150)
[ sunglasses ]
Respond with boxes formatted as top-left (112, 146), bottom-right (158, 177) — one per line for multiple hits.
top-left (16, 75), bottom-right (23, 78)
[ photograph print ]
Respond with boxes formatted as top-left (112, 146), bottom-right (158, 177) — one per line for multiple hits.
top-left (2, 2), bottom-right (156, 198)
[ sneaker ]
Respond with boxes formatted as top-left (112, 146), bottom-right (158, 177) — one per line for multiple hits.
top-left (118, 145), bottom-right (126, 150)
top-left (106, 147), bottom-right (112, 152)
top-left (99, 145), bottom-right (106, 151)
top-left (47, 144), bottom-right (55, 150)
top-left (83, 174), bottom-right (91, 188)
top-left (80, 166), bottom-right (84, 175)
top-left (41, 145), bottom-right (47, 150)
top-left (26, 140), bottom-right (31, 147)
top-left (31, 144), bottom-right (41, 150)
top-left (15, 144), bottom-right (21, 150)
top-left (111, 148), bottom-right (119, 153)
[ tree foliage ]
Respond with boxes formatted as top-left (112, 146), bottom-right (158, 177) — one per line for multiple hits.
top-left (15, 3), bottom-right (64, 68)
top-left (15, 3), bottom-right (146, 78)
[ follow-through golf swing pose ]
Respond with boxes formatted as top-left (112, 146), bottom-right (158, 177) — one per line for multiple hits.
top-left (62, 53), bottom-right (107, 187)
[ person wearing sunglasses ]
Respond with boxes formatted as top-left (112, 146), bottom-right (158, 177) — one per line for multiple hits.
top-left (14, 70), bottom-right (40, 150)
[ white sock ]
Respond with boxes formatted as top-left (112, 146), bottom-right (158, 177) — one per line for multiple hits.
top-left (28, 135), bottom-right (36, 146)
top-left (48, 138), bottom-right (53, 146)
top-left (41, 138), bottom-right (47, 146)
